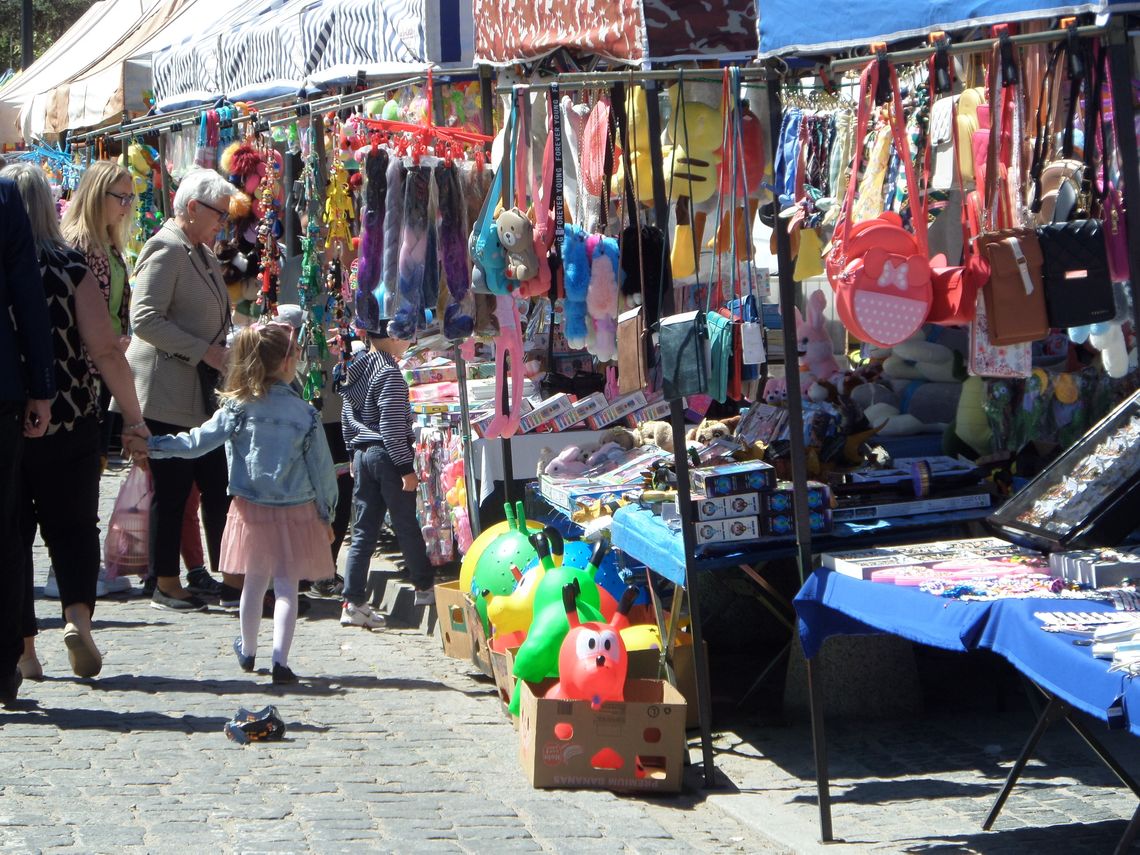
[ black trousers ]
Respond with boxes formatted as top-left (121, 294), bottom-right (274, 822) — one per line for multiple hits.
top-left (20, 416), bottom-right (102, 636)
top-left (145, 418), bottom-right (230, 579)
top-left (324, 421), bottom-right (353, 564)
top-left (0, 402), bottom-right (26, 675)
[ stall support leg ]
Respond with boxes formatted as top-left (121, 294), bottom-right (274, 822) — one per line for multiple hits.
top-left (984, 694), bottom-right (1067, 830)
top-left (1107, 19), bottom-right (1140, 337)
top-left (767, 65), bottom-right (830, 842)
top-left (1113, 803), bottom-right (1140, 855)
top-left (1064, 708), bottom-right (1140, 798)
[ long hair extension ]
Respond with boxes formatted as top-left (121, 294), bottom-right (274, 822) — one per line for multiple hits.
top-left (354, 147), bottom-right (389, 329)
top-left (388, 165), bottom-right (432, 340)
top-left (380, 157), bottom-right (406, 320)
top-left (436, 164), bottom-right (474, 340)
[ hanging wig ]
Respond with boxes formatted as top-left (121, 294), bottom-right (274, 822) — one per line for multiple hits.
top-left (388, 165), bottom-right (432, 340)
top-left (380, 158), bottom-right (406, 320)
top-left (436, 164), bottom-right (474, 340)
top-left (355, 147), bottom-right (389, 326)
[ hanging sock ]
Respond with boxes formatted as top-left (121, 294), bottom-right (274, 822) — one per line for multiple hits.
top-left (380, 158), bottom-right (406, 320)
top-left (389, 165), bottom-right (432, 340)
top-left (436, 163), bottom-right (474, 340)
top-left (355, 147), bottom-right (389, 333)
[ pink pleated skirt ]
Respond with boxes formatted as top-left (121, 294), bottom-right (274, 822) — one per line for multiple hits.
top-left (219, 497), bottom-right (334, 582)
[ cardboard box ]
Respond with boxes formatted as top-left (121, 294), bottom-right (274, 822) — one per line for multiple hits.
top-left (694, 516), bottom-right (762, 545)
top-left (761, 481), bottom-right (830, 514)
top-left (627, 640), bottom-right (706, 728)
top-left (690, 460), bottom-right (776, 497)
top-left (761, 507), bottom-right (833, 537)
top-left (488, 644), bottom-right (518, 717)
top-left (470, 398), bottom-right (534, 438)
top-left (435, 581), bottom-right (472, 661)
top-left (549, 393), bottom-right (608, 432)
top-left (404, 363), bottom-right (458, 385)
top-left (586, 391), bottom-right (648, 429)
top-left (461, 594), bottom-right (494, 678)
top-left (633, 400), bottom-right (671, 423)
top-left (685, 491), bottom-right (763, 522)
top-left (517, 678), bottom-right (687, 792)
top-left (519, 394), bottom-right (575, 433)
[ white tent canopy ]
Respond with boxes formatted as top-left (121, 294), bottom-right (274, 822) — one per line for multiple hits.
top-left (152, 0), bottom-right (474, 113)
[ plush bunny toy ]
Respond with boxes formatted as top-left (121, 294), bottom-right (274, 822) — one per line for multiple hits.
top-left (792, 290), bottom-right (842, 401)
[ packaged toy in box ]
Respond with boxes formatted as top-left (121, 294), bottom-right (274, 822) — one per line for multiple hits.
top-left (690, 460), bottom-right (776, 497)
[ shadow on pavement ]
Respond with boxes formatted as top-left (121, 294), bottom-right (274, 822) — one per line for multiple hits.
top-left (80, 674), bottom-right (348, 697)
top-left (899, 818), bottom-right (1132, 854)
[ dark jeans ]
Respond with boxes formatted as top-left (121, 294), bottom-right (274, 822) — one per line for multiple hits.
top-left (324, 421), bottom-right (353, 563)
top-left (342, 444), bottom-right (432, 605)
top-left (145, 418), bottom-right (230, 579)
top-left (21, 417), bottom-right (102, 636)
top-left (0, 402), bottom-right (25, 674)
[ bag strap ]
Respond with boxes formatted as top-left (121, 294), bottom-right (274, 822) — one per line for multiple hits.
top-left (599, 93), bottom-right (616, 234)
top-left (984, 40), bottom-right (1020, 231)
top-left (662, 70), bottom-right (700, 315)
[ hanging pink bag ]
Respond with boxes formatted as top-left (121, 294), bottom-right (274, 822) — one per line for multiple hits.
top-left (103, 466), bottom-right (153, 579)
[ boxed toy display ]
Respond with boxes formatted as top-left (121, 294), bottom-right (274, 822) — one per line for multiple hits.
top-left (694, 516), bottom-right (762, 545)
top-left (690, 460), bottom-right (776, 497)
top-left (518, 393), bottom-right (575, 433)
top-left (548, 392), bottom-right (608, 431)
top-left (586, 391), bottom-right (649, 428)
top-left (685, 492), bottom-right (763, 522)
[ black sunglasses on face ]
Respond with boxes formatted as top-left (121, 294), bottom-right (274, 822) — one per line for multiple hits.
top-left (196, 199), bottom-right (230, 223)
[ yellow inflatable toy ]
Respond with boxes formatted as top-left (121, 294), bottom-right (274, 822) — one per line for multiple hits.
top-left (486, 563), bottom-right (546, 637)
top-left (458, 518), bottom-right (543, 596)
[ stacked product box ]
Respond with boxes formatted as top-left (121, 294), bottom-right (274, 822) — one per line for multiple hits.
top-left (548, 392), bottom-right (608, 432)
top-left (586, 391), bottom-right (648, 429)
top-left (760, 481), bottom-right (833, 536)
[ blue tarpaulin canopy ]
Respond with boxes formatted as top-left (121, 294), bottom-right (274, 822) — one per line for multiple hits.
top-left (756, 0), bottom-right (1138, 57)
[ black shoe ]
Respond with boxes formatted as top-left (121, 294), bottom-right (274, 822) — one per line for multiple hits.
top-left (218, 584), bottom-right (242, 608)
top-left (142, 576), bottom-right (157, 597)
top-left (310, 575), bottom-right (344, 598)
top-left (271, 663), bottom-right (297, 685)
top-left (186, 567), bottom-right (224, 597)
top-left (232, 637), bottom-right (255, 672)
top-left (0, 667), bottom-right (22, 707)
top-left (262, 592), bottom-right (311, 618)
top-left (150, 589), bottom-right (207, 612)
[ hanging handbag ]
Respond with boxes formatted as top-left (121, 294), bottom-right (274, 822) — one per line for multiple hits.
top-left (471, 97), bottom-right (515, 296)
top-left (1034, 40), bottom-right (1118, 328)
top-left (825, 56), bottom-right (933, 348)
top-left (974, 39), bottom-right (1050, 346)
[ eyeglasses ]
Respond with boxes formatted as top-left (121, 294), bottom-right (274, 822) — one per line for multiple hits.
top-left (196, 199), bottom-right (230, 223)
top-left (105, 191), bottom-right (134, 208)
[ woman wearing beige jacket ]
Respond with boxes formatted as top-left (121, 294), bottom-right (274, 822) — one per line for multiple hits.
top-left (125, 169), bottom-right (237, 611)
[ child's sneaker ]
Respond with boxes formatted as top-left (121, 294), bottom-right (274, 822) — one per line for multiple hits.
top-left (340, 602), bottom-right (386, 629)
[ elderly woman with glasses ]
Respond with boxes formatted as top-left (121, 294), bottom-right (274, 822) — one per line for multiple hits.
top-left (122, 168), bottom-right (239, 611)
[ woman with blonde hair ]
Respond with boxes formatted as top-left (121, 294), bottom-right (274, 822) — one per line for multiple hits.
top-left (126, 324), bottom-right (338, 684)
top-left (0, 162), bottom-right (149, 681)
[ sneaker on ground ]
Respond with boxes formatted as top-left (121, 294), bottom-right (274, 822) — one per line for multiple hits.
top-left (413, 588), bottom-right (436, 607)
top-left (150, 589), bottom-right (207, 612)
top-left (310, 575), bottom-right (344, 598)
top-left (186, 566), bottom-right (224, 597)
top-left (43, 569), bottom-right (60, 599)
top-left (340, 602), bottom-right (386, 629)
top-left (218, 584), bottom-right (242, 608)
top-left (98, 565), bottom-right (133, 596)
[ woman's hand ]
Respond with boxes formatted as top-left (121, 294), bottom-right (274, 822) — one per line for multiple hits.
top-left (202, 344), bottom-right (228, 370)
top-left (402, 473), bottom-right (418, 492)
top-left (23, 399), bottom-right (50, 438)
top-left (121, 423), bottom-right (151, 469)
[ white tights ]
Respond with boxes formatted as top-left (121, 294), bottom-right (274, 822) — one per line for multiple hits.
top-left (238, 574), bottom-right (299, 669)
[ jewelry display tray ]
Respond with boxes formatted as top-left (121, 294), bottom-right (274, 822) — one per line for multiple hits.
top-left (987, 389), bottom-right (1140, 552)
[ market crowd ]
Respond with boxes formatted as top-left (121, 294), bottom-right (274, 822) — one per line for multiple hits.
top-left (0, 161), bottom-right (433, 705)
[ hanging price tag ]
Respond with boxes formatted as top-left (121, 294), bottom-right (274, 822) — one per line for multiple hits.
top-left (741, 322), bottom-right (766, 365)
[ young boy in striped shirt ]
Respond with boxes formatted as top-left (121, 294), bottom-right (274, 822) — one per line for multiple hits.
top-left (339, 320), bottom-right (433, 629)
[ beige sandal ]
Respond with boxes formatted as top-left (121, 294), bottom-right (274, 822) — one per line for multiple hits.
top-left (63, 624), bottom-right (102, 678)
top-left (17, 656), bottom-right (43, 681)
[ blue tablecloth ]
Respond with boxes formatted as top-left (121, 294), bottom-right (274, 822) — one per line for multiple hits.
top-left (611, 504), bottom-right (995, 587)
top-left (795, 569), bottom-right (1137, 735)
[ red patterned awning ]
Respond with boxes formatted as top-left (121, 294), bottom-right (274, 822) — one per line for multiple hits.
top-left (473, 0), bottom-right (757, 65)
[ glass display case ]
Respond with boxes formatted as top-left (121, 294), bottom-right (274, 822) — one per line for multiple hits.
top-left (988, 389), bottom-right (1140, 552)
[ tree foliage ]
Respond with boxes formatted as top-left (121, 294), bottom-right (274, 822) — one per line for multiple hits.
top-left (1, 0), bottom-right (97, 73)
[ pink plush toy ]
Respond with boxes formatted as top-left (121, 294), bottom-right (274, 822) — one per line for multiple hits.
top-left (584, 442), bottom-right (625, 470)
top-left (762, 377), bottom-right (788, 405)
top-left (791, 290), bottom-right (842, 401)
top-left (544, 446), bottom-right (589, 478)
top-left (585, 235), bottom-right (621, 363)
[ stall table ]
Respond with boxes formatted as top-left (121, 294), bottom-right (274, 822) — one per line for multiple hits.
top-left (796, 569), bottom-right (1140, 854)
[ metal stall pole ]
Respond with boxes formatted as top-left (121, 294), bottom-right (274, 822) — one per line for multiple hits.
top-left (1107, 18), bottom-right (1140, 339)
top-left (766, 68), bottom-right (832, 842)
top-left (157, 133), bottom-right (173, 219)
top-left (454, 346), bottom-right (483, 538)
top-left (642, 76), bottom-right (716, 788)
top-left (282, 146), bottom-right (301, 261)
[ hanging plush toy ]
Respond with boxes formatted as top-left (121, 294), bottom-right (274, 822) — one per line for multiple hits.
top-left (355, 146), bottom-right (389, 330)
top-left (585, 234), bottom-right (621, 363)
top-left (561, 224), bottom-right (591, 350)
top-left (496, 208), bottom-right (539, 282)
top-left (545, 584), bottom-right (637, 710)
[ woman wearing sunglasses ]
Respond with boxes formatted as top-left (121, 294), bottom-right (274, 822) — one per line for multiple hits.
top-left (119, 168), bottom-right (239, 612)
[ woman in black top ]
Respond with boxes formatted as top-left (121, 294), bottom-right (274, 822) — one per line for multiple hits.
top-left (1, 164), bottom-right (149, 682)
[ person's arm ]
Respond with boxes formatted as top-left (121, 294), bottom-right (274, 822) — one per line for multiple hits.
top-left (376, 366), bottom-right (415, 477)
top-left (303, 411), bottom-right (339, 523)
top-left (74, 270), bottom-right (144, 427)
top-left (146, 405), bottom-right (240, 459)
top-left (130, 242), bottom-right (214, 366)
top-left (3, 188), bottom-right (55, 433)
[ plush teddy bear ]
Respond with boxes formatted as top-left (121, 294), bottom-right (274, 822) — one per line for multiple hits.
top-left (633, 420), bottom-right (674, 452)
top-left (495, 208), bottom-right (539, 282)
top-left (685, 416), bottom-right (742, 444)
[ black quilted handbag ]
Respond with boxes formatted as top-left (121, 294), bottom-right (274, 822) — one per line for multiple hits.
top-left (1036, 219), bottom-right (1117, 329)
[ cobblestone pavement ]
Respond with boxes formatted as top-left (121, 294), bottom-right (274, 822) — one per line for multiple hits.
top-left (7, 467), bottom-right (1140, 854)
top-left (0, 468), bottom-right (777, 855)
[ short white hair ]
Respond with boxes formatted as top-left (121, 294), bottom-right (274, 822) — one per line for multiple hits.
top-left (173, 168), bottom-right (234, 217)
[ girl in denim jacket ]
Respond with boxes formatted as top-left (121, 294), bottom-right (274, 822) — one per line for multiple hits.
top-left (126, 324), bottom-right (337, 684)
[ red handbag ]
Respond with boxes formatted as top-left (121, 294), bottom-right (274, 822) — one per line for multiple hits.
top-left (826, 58), bottom-right (933, 347)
